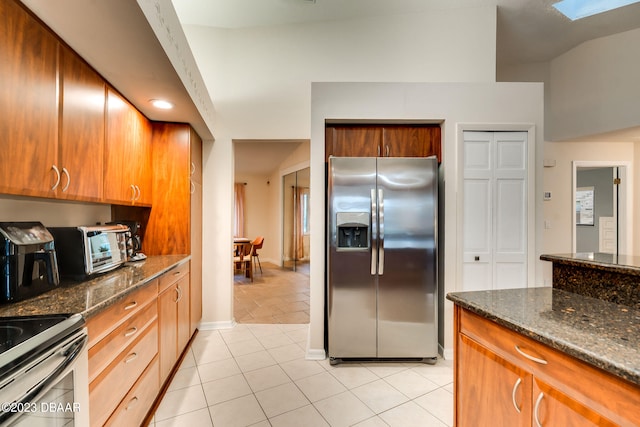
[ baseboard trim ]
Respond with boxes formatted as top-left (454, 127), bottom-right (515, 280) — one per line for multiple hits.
top-left (199, 319), bottom-right (237, 330)
top-left (440, 344), bottom-right (454, 361)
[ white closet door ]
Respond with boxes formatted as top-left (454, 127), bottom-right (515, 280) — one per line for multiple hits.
top-left (462, 131), bottom-right (528, 291)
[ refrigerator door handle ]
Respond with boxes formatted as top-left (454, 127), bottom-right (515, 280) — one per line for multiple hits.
top-left (371, 188), bottom-right (377, 275)
top-left (378, 188), bottom-right (384, 275)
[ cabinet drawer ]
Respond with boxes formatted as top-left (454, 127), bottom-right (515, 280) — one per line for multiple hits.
top-left (459, 308), bottom-right (640, 426)
top-left (158, 262), bottom-right (190, 293)
top-left (87, 280), bottom-right (158, 347)
top-left (90, 322), bottom-right (158, 427)
top-left (106, 356), bottom-right (159, 427)
top-left (88, 301), bottom-right (157, 382)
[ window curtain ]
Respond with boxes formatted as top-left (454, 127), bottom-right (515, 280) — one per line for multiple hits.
top-left (234, 183), bottom-right (245, 238)
top-left (294, 187), bottom-right (305, 260)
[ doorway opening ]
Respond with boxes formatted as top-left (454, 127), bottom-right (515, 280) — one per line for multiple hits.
top-left (572, 161), bottom-right (632, 255)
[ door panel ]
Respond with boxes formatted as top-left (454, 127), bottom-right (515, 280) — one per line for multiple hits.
top-left (462, 131), bottom-right (528, 291)
top-left (327, 157), bottom-right (377, 358)
top-left (377, 157), bottom-right (437, 358)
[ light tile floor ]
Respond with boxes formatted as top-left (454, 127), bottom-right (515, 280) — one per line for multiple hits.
top-left (151, 324), bottom-right (453, 426)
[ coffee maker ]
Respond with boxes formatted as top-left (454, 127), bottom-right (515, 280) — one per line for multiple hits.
top-left (0, 222), bottom-right (60, 303)
top-left (107, 220), bottom-right (145, 260)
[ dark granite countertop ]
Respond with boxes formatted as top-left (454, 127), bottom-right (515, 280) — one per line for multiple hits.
top-left (447, 287), bottom-right (640, 386)
top-left (541, 253), bottom-right (640, 276)
top-left (0, 255), bottom-right (189, 320)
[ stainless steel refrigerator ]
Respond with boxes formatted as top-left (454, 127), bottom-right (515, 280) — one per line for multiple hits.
top-left (327, 156), bottom-right (438, 364)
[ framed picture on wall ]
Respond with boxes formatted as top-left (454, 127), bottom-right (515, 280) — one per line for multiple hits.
top-left (576, 186), bottom-right (594, 226)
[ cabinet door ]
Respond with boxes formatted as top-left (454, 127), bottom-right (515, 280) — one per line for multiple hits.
top-left (457, 333), bottom-right (531, 426)
top-left (190, 134), bottom-right (203, 333)
top-left (104, 89), bottom-right (152, 205)
top-left (383, 125), bottom-right (441, 159)
top-left (58, 46), bottom-right (105, 201)
top-left (145, 122), bottom-right (191, 255)
top-left (176, 275), bottom-right (191, 353)
top-left (325, 125), bottom-right (382, 160)
top-left (132, 110), bottom-right (152, 205)
top-left (0, 0), bottom-right (58, 197)
top-left (158, 285), bottom-right (178, 383)
top-left (532, 379), bottom-right (617, 427)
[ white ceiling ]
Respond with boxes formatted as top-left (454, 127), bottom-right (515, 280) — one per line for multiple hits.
top-left (17, 0), bottom-right (640, 175)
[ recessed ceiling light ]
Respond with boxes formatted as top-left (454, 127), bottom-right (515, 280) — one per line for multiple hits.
top-left (150, 99), bottom-right (174, 109)
top-left (553, 0), bottom-right (640, 20)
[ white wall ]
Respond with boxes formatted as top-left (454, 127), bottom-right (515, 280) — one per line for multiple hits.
top-left (183, 6), bottom-right (497, 138)
top-left (540, 140), bottom-right (635, 282)
top-left (187, 6), bottom-right (500, 332)
top-left (0, 196), bottom-right (111, 226)
top-left (310, 82), bottom-right (544, 358)
top-left (548, 28), bottom-right (640, 141)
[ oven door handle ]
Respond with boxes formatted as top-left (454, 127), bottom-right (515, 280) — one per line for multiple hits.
top-left (0, 331), bottom-right (88, 425)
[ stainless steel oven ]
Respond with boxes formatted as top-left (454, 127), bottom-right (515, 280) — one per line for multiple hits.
top-left (0, 313), bottom-right (89, 426)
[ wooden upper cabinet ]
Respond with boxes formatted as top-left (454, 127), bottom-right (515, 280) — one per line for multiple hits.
top-left (58, 46), bottom-right (105, 201)
top-left (144, 122), bottom-right (191, 255)
top-left (325, 124), bottom-right (441, 161)
top-left (104, 89), bottom-right (152, 206)
top-left (0, 0), bottom-right (59, 197)
top-left (383, 125), bottom-right (441, 159)
top-left (326, 126), bottom-right (382, 160)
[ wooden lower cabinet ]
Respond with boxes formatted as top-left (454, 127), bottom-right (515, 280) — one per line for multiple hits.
top-left (106, 356), bottom-right (160, 426)
top-left (454, 306), bottom-right (640, 427)
top-left (88, 263), bottom-right (194, 425)
top-left (457, 333), bottom-right (531, 426)
top-left (158, 263), bottom-right (191, 383)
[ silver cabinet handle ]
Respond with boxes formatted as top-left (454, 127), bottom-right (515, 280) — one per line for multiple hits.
top-left (61, 167), bottom-right (70, 192)
top-left (511, 377), bottom-right (522, 413)
top-left (124, 301), bottom-right (138, 311)
top-left (190, 181), bottom-right (195, 194)
top-left (124, 352), bottom-right (138, 364)
top-left (175, 285), bottom-right (183, 303)
top-left (134, 185), bottom-right (141, 201)
top-left (534, 392), bottom-right (544, 427)
top-left (191, 162), bottom-right (196, 175)
top-left (377, 145), bottom-right (381, 157)
top-left (51, 165), bottom-right (61, 190)
top-left (385, 145), bottom-right (390, 157)
top-left (515, 345), bottom-right (548, 365)
top-left (130, 184), bottom-right (136, 201)
top-left (370, 188), bottom-right (377, 275)
top-left (378, 188), bottom-right (384, 275)
top-left (124, 327), bottom-right (138, 337)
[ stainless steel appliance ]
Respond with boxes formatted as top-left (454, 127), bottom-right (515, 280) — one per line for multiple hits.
top-left (49, 224), bottom-right (131, 280)
top-left (327, 156), bottom-right (438, 364)
top-left (0, 313), bottom-right (89, 426)
top-left (0, 222), bottom-right (60, 304)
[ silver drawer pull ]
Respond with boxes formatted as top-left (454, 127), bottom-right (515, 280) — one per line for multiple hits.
top-left (124, 352), bottom-right (138, 364)
top-left (124, 301), bottom-right (138, 311)
top-left (534, 392), bottom-right (544, 427)
top-left (124, 327), bottom-right (138, 337)
top-left (515, 345), bottom-right (548, 365)
top-left (511, 377), bottom-right (522, 413)
top-left (126, 396), bottom-right (139, 411)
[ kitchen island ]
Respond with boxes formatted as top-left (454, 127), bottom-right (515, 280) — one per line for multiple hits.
top-left (541, 252), bottom-right (640, 309)
top-left (447, 287), bottom-right (640, 426)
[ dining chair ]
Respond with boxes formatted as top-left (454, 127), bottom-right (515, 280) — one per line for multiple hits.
top-left (233, 242), bottom-right (254, 282)
top-left (251, 236), bottom-right (264, 274)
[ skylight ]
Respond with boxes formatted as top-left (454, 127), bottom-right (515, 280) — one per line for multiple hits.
top-left (553, 0), bottom-right (640, 20)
